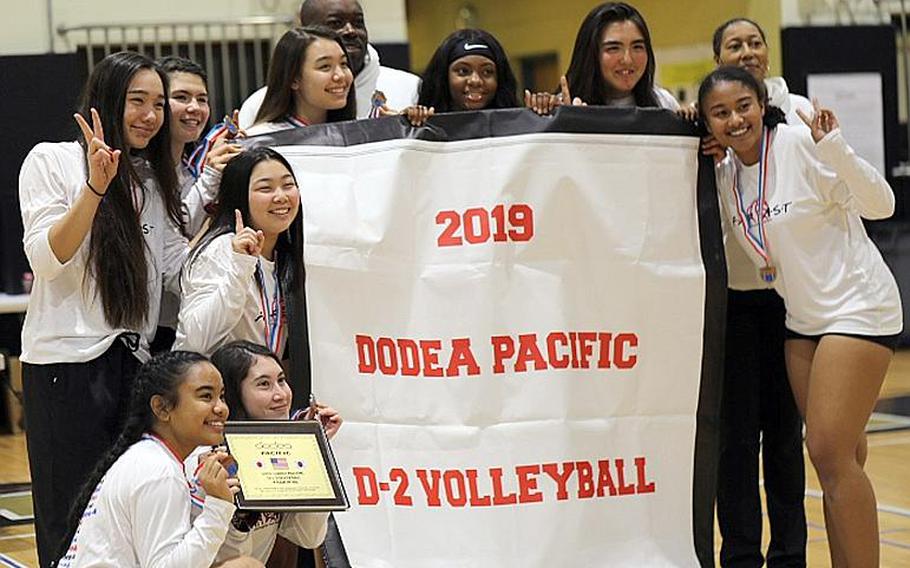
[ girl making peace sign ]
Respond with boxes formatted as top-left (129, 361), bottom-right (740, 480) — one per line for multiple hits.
top-left (699, 65), bottom-right (901, 566)
top-left (18, 51), bottom-right (188, 566)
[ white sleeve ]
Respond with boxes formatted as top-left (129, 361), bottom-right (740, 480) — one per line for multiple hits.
top-left (238, 88), bottom-right (267, 129)
top-left (276, 512), bottom-right (329, 550)
top-left (654, 87), bottom-right (680, 111)
top-left (18, 145), bottom-right (82, 280)
top-left (813, 128), bottom-right (894, 219)
top-left (176, 235), bottom-right (258, 354)
top-left (130, 475), bottom-right (235, 568)
top-left (182, 166), bottom-right (221, 238)
top-left (214, 521), bottom-right (255, 563)
top-left (162, 218), bottom-right (189, 295)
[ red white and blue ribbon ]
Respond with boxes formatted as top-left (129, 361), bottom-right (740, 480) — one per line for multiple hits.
top-left (255, 260), bottom-right (285, 355)
top-left (286, 114), bottom-right (310, 128)
top-left (184, 119), bottom-right (236, 179)
top-left (141, 433), bottom-right (200, 506)
top-left (730, 127), bottom-right (776, 282)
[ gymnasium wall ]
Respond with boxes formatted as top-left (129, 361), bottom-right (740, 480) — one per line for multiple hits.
top-left (404, 0), bottom-right (781, 96)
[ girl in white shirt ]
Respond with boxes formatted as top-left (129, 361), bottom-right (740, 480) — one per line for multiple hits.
top-left (175, 147), bottom-right (302, 364)
top-left (562, 2), bottom-right (678, 110)
top-left (158, 55), bottom-right (242, 238)
top-left (709, 18), bottom-right (809, 567)
top-left (247, 26), bottom-right (355, 136)
top-left (152, 56), bottom-right (244, 353)
top-left (57, 350), bottom-right (256, 568)
top-left (199, 340), bottom-right (342, 565)
top-left (18, 51), bottom-right (187, 567)
top-left (699, 65), bottom-right (901, 567)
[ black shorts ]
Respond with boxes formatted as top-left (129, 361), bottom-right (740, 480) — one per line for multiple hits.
top-left (784, 329), bottom-right (902, 351)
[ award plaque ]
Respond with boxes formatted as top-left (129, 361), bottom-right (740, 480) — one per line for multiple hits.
top-left (224, 421), bottom-right (349, 512)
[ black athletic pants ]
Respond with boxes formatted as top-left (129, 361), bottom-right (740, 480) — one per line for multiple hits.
top-left (717, 289), bottom-right (807, 567)
top-left (22, 339), bottom-right (140, 567)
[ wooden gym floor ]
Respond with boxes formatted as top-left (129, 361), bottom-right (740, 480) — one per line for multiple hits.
top-left (1, 352), bottom-right (909, 567)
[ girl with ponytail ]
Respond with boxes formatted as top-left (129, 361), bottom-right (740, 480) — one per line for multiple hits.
top-left (56, 351), bottom-right (257, 567)
top-left (18, 51), bottom-right (189, 566)
top-left (699, 65), bottom-right (901, 566)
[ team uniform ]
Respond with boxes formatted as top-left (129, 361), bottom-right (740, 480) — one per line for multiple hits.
top-left (175, 233), bottom-right (285, 356)
top-left (58, 436), bottom-right (235, 567)
top-left (238, 44), bottom-right (420, 128)
top-left (18, 141), bottom-right (188, 566)
top-left (180, 164), bottom-right (221, 238)
top-left (602, 86), bottom-right (680, 111)
top-left (717, 124), bottom-right (901, 338)
top-left (715, 77), bottom-right (814, 567)
top-left (156, 164), bottom-right (222, 338)
top-left (184, 450), bottom-right (328, 564)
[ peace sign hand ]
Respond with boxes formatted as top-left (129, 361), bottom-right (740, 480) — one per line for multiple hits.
top-left (231, 209), bottom-right (264, 257)
top-left (796, 98), bottom-right (840, 143)
top-left (555, 75), bottom-right (587, 107)
top-left (74, 108), bottom-right (121, 195)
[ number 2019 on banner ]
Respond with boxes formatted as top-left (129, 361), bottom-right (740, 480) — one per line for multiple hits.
top-left (436, 204), bottom-right (534, 247)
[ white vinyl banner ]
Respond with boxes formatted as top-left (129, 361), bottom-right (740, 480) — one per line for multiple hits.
top-left (275, 125), bottom-right (708, 567)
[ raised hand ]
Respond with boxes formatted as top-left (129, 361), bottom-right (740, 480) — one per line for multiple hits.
top-left (196, 451), bottom-right (237, 502)
top-left (231, 209), bottom-right (264, 257)
top-left (557, 75), bottom-right (586, 107)
top-left (206, 137), bottom-right (243, 172)
top-left (74, 108), bottom-right (121, 195)
top-left (796, 98), bottom-right (840, 143)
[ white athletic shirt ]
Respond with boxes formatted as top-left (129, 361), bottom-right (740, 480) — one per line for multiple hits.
top-left (58, 437), bottom-right (235, 567)
top-left (724, 77), bottom-right (815, 291)
top-left (175, 233), bottom-right (285, 356)
top-left (603, 86), bottom-right (680, 111)
top-left (243, 120), bottom-right (299, 137)
top-left (180, 164), bottom-right (221, 238)
top-left (238, 44), bottom-right (420, 128)
top-left (18, 142), bottom-right (188, 363)
top-left (716, 124), bottom-right (902, 335)
top-left (184, 449), bottom-right (328, 564)
top-left (159, 165), bottom-right (223, 329)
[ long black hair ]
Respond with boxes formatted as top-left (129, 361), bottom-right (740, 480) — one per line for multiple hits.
top-left (57, 351), bottom-right (210, 563)
top-left (417, 28), bottom-right (520, 112)
top-left (79, 51), bottom-right (181, 330)
top-left (212, 340), bottom-right (286, 421)
top-left (255, 26), bottom-right (356, 125)
top-left (564, 2), bottom-right (659, 107)
top-left (189, 148), bottom-right (305, 364)
top-left (697, 65), bottom-right (786, 130)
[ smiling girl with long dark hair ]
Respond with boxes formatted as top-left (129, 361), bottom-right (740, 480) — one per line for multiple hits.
top-left (18, 50), bottom-right (188, 566)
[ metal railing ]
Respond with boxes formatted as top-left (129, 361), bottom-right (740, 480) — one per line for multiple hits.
top-left (57, 16), bottom-right (294, 118)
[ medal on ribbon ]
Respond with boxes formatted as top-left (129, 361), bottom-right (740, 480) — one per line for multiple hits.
top-left (730, 127), bottom-right (777, 283)
top-left (255, 260), bottom-right (284, 355)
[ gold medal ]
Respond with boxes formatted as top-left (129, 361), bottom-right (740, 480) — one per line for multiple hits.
top-left (760, 265), bottom-right (776, 283)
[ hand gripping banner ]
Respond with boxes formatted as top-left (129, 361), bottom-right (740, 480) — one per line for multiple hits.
top-left (247, 107), bottom-right (726, 568)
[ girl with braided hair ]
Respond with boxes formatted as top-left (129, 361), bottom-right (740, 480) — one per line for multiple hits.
top-left (56, 351), bottom-right (259, 567)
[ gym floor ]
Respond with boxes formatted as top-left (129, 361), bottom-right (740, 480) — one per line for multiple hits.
top-left (1, 352), bottom-right (909, 567)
